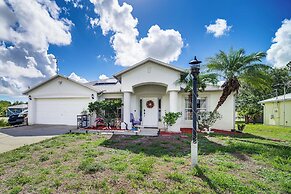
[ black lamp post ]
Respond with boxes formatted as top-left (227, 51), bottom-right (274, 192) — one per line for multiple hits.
top-left (189, 56), bottom-right (201, 166)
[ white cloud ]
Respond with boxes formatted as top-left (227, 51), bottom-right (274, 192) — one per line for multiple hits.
top-left (267, 19), bottom-right (291, 68)
top-left (96, 54), bottom-right (111, 62)
top-left (89, 17), bottom-right (99, 28)
top-left (64, 0), bottom-right (84, 9)
top-left (68, 72), bottom-right (88, 83)
top-left (205, 19), bottom-right (232, 38)
top-left (0, 76), bottom-right (24, 95)
top-left (89, 0), bottom-right (184, 66)
top-left (0, 0), bottom-right (72, 50)
top-left (0, 0), bottom-right (73, 95)
top-left (99, 74), bottom-right (109, 80)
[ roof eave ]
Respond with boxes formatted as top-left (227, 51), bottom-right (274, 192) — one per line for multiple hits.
top-left (259, 98), bottom-right (291, 104)
top-left (23, 74), bottom-right (98, 95)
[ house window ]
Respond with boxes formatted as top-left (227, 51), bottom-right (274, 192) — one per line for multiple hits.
top-left (184, 96), bottom-right (207, 120)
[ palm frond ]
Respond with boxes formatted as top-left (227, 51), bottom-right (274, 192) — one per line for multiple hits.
top-left (206, 48), bottom-right (267, 111)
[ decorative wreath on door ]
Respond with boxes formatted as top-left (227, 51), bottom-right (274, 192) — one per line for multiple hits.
top-left (146, 100), bottom-right (154, 108)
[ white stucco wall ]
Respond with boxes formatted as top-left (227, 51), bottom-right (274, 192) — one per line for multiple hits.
top-left (179, 91), bottom-right (235, 131)
top-left (120, 61), bottom-right (181, 92)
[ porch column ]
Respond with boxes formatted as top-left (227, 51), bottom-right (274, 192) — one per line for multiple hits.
top-left (169, 91), bottom-right (179, 112)
top-left (123, 92), bottom-right (132, 129)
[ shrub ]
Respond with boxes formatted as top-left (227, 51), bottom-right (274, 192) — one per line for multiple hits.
top-left (0, 119), bottom-right (9, 127)
top-left (88, 99), bottom-right (122, 128)
top-left (198, 111), bottom-right (222, 130)
top-left (163, 112), bottom-right (182, 128)
top-left (237, 124), bottom-right (246, 132)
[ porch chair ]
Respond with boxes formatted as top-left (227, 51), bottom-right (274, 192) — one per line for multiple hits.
top-left (130, 113), bottom-right (141, 126)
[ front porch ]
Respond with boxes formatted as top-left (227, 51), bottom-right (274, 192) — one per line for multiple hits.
top-left (122, 83), bottom-right (181, 132)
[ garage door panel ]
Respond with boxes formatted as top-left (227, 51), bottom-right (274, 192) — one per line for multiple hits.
top-left (35, 98), bottom-right (90, 125)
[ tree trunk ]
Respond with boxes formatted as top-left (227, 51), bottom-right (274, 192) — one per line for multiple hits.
top-left (213, 77), bottom-right (240, 112)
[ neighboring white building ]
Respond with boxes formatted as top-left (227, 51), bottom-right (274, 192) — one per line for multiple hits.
top-left (23, 58), bottom-right (235, 132)
top-left (259, 93), bottom-right (291, 127)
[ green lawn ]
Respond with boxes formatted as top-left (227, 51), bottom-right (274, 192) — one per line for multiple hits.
top-left (0, 125), bottom-right (290, 193)
top-left (244, 124), bottom-right (291, 141)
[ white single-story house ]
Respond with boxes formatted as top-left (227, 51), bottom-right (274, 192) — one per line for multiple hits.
top-left (23, 58), bottom-right (235, 132)
top-left (259, 93), bottom-right (291, 127)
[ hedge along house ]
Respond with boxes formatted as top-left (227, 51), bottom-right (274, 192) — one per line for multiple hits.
top-left (259, 93), bottom-right (291, 127)
top-left (23, 58), bottom-right (235, 132)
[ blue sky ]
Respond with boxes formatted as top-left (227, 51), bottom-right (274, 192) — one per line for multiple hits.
top-left (51, 0), bottom-right (290, 81)
top-left (0, 0), bottom-right (290, 101)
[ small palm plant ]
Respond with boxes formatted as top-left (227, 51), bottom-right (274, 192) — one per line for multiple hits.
top-left (207, 48), bottom-right (270, 112)
top-left (177, 71), bottom-right (218, 92)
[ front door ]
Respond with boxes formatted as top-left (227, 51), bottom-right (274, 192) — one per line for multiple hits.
top-left (142, 97), bottom-right (158, 127)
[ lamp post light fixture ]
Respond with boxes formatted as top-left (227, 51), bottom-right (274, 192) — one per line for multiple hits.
top-left (189, 56), bottom-right (201, 167)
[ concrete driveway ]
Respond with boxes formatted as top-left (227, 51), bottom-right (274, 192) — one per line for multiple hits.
top-left (0, 125), bottom-right (76, 153)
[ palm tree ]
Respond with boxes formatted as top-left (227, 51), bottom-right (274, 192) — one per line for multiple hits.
top-left (207, 48), bottom-right (270, 112)
top-left (176, 71), bottom-right (218, 92)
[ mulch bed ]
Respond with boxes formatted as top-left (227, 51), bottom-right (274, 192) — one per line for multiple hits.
top-left (85, 126), bottom-right (123, 130)
top-left (160, 128), bottom-right (241, 136)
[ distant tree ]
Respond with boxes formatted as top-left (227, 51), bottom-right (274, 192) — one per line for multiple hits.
top-left (271, 66), bottom-right (291, 95)
top-left (236, 84), bottom-right (270, 123)
top-left (0, 100), bottom-right (11, 117)
top-left (236, 65), bottom-right (291, 122)
top-left (207, 48), bottom-right (270, 112)
top-left (12, 101), bottom-right (26, 105)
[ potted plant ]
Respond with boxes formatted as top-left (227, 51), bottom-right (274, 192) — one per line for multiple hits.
top-left (237, 123), bottom-right (246, 133)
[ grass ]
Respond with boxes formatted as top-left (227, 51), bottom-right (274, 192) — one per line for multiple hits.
top-left (244, 124), bottom-right (291, 141)
top-left (0, 125), bottom-right (290, 193)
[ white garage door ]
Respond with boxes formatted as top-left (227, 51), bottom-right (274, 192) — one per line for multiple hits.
top-left (35, 98), bottom-right (90, 125)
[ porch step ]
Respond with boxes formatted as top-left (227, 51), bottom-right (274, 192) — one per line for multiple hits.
top-left (139, 128), bottom-right (159, 136)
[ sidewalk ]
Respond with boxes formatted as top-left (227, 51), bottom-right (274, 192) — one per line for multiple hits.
top-left (0, 132), bottom-right (55, 153)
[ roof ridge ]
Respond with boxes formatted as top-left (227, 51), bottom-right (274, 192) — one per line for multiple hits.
top-left (113, 57), bottom-right (185, 80)
top-left (23, 74), bottom-right (98, 94)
